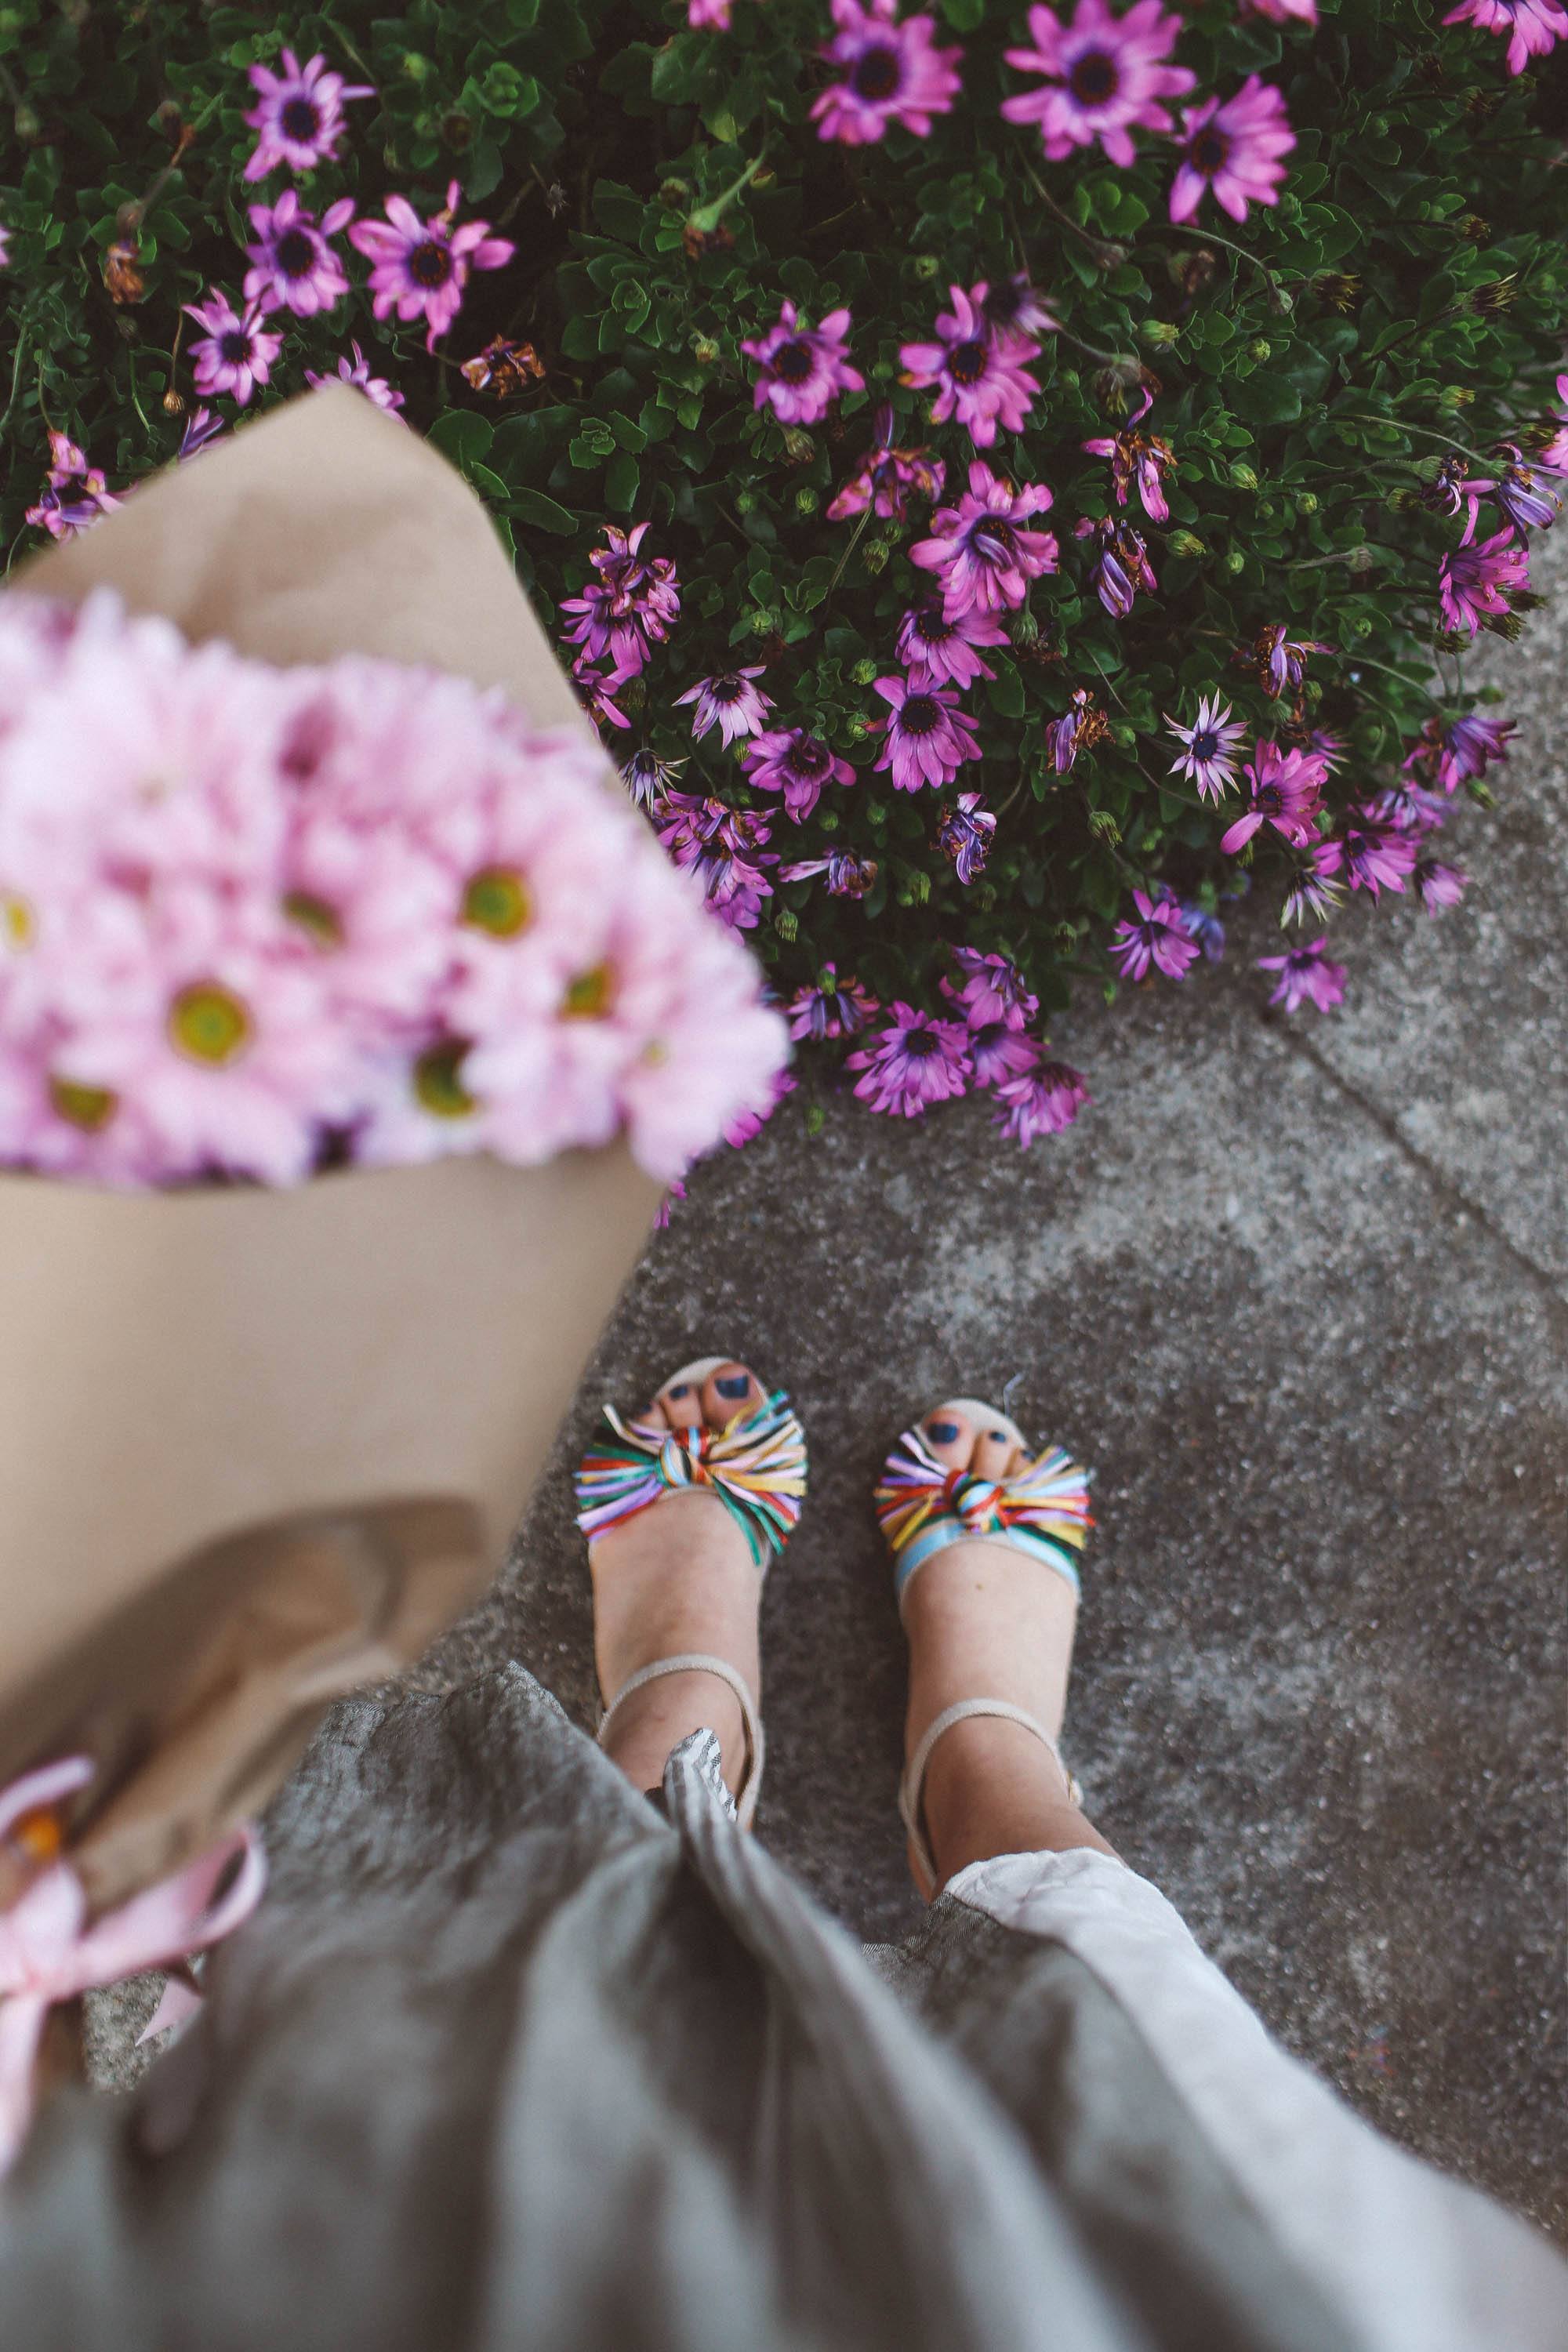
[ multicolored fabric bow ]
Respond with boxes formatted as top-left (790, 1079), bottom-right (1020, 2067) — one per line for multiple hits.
top-left (874, 1424), bottom-right (1092, 1595)
top-left (574, 1389), bottom-right (808, 1569)
top-left (0, 1755), bottom-right (266, 2176)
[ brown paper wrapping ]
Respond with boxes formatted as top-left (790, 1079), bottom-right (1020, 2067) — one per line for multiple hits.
top-left (0, 390), bottom-right (663, 1900)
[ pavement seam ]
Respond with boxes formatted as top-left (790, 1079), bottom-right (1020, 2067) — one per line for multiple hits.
top-left (1270, 1019), bottom-right (1568, 1327)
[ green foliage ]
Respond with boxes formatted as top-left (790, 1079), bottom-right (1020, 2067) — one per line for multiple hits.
top-left (1, 0), bottom-right (1564, 1055)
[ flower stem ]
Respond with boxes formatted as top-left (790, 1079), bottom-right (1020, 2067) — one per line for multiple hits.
top-left (1334, 412), bottom-right (1497, 472)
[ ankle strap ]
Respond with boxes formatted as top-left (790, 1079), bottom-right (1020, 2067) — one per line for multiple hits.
top-left (898, 1700), bottom-right (1076, 1898)
top-left (598, 1653), bottom-right (765, 1831)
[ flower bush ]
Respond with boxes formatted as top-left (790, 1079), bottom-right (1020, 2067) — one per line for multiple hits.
top-left (2, 0), bottom-right (1567, 1149)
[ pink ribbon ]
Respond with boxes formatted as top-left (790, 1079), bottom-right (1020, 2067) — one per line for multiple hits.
top-left (0, 1755), bottom-right (266, 2176)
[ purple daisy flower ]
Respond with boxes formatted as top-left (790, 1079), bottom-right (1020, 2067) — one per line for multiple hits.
top-left (1219, 742), bottom-right (1327, 855)
top-left (1166, 694), bottom-right (1247, 802)
top-left (982, 274), bottom-right (1061, 339)
top-left (183, 290), bottom-right (283, 408)
top-left (1437, 529), bottom-right (1531, 637)
top-left (348, 180), bottom-right (514, 354)
top-left (811, 0), bottom-right (964, 147)
top-left (25, 430), bottom-right (120, 539)
top-left (176, 405), bottom-right (226, 462)
top-left (945, 948), bottom-right (1039, 1029)
top-left (560, 522), bottom-right (681, 684)
top-left (244, 191), bottom-right (354, 318)
top-left (1320, 808), bottom-right (1418, 898)
top-left (1047, 686), bottom-right (1113, 775)
top-left (1415, 856), bottom-right (1469, 912)
top-left (675, 667), bottom-right (773, 746)
top-left (572, 659), bottom-right (632, 733)
top-left (1367, 781), bottom-right (1447, 836)
top-left (305, 339), bottom-right (405, 413)
top-left (1000, 0), bottom-right (1193, 167)
top-left (785, 965), bottom-right (880, 1042)
top-left (1173, 898), bottom-right (1227, 962)
top-left (742, 301), bottom-right (864, 426)
top-left (1169, 75), bottom-right (1295, 227)
top-left (899, 282), bottom-right (1041, 450)
top-left (897, 601), bottom-right (1007, 689)
top-left (743, 727), bottom-right (855, 822)
top-left (1109, 888), bottom-right (1200, 981)
top-left (777, 851), bottom-right (880, 897)
top-left (1082, 386), bottom-right (1176, 524)
top-left (869, 676), bottom-right (982, 792)
top-left (993, 1059), bottom-right (1091, 1142)
top-left (620, 749), bottom-right (686, 810)
top-left (828, 405), bottom-right (946, 521)
top-left (969, 1022), bottom-right (1040, 1089)
top-left (938, 792), bottom-right (996, 883)
top-left (1256, 939), bottom-right (1345, 1014)
top-left (1279, 841), bottom-right (1344, 929)
top-left (912, 459), bottom-right (1059, 622)
top-left (1488, 445), bottom-right (1561, 536)
top-left (243, 49), bottom-right (374, 183)
top-left (1443, 0), bottom-right (1568, 73)
top-left (1404, 711), bottom-right (1515, 793)
top-left (654, 793), bottom-right (776, 929)
top-left (1078, 516), bottom-right (1158, 618)
top-left (845, 1002), bottom-right (971, 1118)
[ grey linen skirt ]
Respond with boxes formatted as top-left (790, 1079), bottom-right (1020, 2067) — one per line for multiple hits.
top-left (1, 1663), bottom-right (1563, 2352)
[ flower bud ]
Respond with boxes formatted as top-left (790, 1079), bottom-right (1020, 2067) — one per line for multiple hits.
top-left (861, 539), bottom-right (889, 575)
top-left (690, 335), bottom-right (720, 365)
top-left (1304, 680), bottom-right (1323, 706)
top-left (161, 387), bottom-right (185, 414)
top-left (1437, 385), bottom-right (1475, 410)
top-left (1054, 922), bottom-right (1080, 954)
top-left (1087, 809), bottom-right (1121, 844)
top-left (1295, 492), bottom-right (1319, 515)
top-left (782, 425), bottom-right (815, 463)
top-left (851, 657), bottom-right (880, 685)
top-left (910, 252), bottom-right (941, 281)
top-left (819, 810), bottom-right (839, 833)
top-left (848, 712), bottom-right (877, 739)
top-left (749, 605), bottom-right (779, 635)
top-left (1465, 777), bottom-right (1497, 808)
top-left (1139, 318), bottom-right (1180, 347)
top-left (1248, 338), bottom-right (1272, 362)
top-left (1385, 488), bottom-right (1420, 512)
top-left (1010, 606), bottom-right (1040, 645)
top-left (735, 489), bottom-right (757, 515)
top-left (619, 674), bottom-right (648, 711)
top-left (794, 486), bottom-right (819, 517)
top-left (402, 50), bottom-right (434, 80)
top-left (1482, 611), bottom-right (1524, 641)
top-left (774, 906), bottom-right (798, 942)
top-left (1229, 461), bottom-right (1258, 491)
top-left (1346, 544), bottom-right (1377, 572)
top-left (1224, 549), bottom-right (1247, 575)
top-left (1167, 528), bottom-right (1206, 556)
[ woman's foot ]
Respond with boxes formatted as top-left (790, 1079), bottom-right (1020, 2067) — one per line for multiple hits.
top-left (900, 1401), bottom-right (1117, 1895)
top-left (587, 1360), bottom-right (766, 1802)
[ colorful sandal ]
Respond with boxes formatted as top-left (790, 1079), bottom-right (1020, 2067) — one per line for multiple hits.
top-left (572, 1357), bottom-right (808, 1831)
top-left (875, 1396), bottom-right (1091, 1897)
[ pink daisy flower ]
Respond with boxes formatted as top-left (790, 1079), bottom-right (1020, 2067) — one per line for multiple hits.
top-left (1001, 0), bottom-right (1193, 168)
top-left (243, 49), bottom-right (375, 183)
top-left (244, 191), bottom-right (355, 318)
top-left (1109, 888), bottom-right (1200, 982)
top-left (1219, 742), bottom-right (1327, 854)
top-left (688, 0), bottom-right (735, 21)
top-left (811, 0), bottom-right (964, 146)
top-left (944, 950), bottom-right (1038, 1031)
top-left (304, 340), bottom-right (405, 414)
top-left (674, 669), bottom-right (773, 746)
top-left (183, 291), bottom-right (284, 408)
top-left (896, 601), bottom-right (1007, 689)
top-left (742, 728), bottom-right (855, 822)
top-left (559, 523), bottom-right (681, 684)
top-left (993, 1058), bottom-right (1091, 1142)
top-left (1320, 809), bottom-right (1418, 898)
top-left (1170, 76), bottom-right (1295, 226)
top-left (1438, 530), bottom-right (1531, 637)
top-left (1256, 939), bottom-right (1345, 1014)
top-left (911, 459), bottom-right (1058, 622)
top-left (785, 964), bottom-right (880, 1042)
top-left (900, 282), bottom-right (1040, 449)
top-left (846, 1002), bottom-right (971, 1116)
top-left (742, 302), bottom-right (864, 426)
top-left (1443, 0), bottom-right (1568, 71)
top-left (1240, 0), bottom-right (1316, 18)
top-left (1415, 855), bottom-right (1468, 912)
top-left (869, 676), bottom-right (982, 791)
top-left (349, 180), bottom-right (514, 354)
top-left (968, 1022), bottom-right (1039, 1087)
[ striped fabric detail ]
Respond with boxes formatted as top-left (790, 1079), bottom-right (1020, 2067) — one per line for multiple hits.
top-left (874, 1424), bottom-right (1092, 1589)
top-left (574, 1389), bottom-right (808, 1570)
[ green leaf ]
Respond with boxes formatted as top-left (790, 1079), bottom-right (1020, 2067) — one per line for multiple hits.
top-left (1229, 376), bottom-right (1303, 426)
top-left (940, 0), bottom-right (986, 26)
top-left (604, 449), bottom-right (641, 512)
top-left (510, 487), bottom-right (578, 535)
top-left (426, 411), bottom-right (494, 470)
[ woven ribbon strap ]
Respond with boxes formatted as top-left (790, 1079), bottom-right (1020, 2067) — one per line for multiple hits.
top-left (874, 1424), bottom-right (1092, 1599)
top-left (574, 1389), bottom-right (808, 1570)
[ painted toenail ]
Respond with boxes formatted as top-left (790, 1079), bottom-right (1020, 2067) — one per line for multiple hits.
top-left (928, 1421), bottom-right (960, 1443)
top-left (988, 1430), bottom-right (1007, 1443)
top-left (717, 1375), bottom-right (750, 1398)
top-left (669, 1384), bottom-right (691, 1399)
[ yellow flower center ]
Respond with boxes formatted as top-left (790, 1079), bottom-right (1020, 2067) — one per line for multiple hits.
top-left (412, 1039), bottom-right (477, 1120)
top-left (561, 964), bottom-right (614, 1019)
top-left (169, 981), bottom-right (252, 1067)
top-left (461, 866), bottom-right (532, 938)
top-left (49, 1076), bottom-right (118, 1133)
top-left (7, 1806), bottom-right (64, 1865)
top-left (283, 889), bottom-right (343, 948)
top-left (2, 894), bottom-right (34, 951)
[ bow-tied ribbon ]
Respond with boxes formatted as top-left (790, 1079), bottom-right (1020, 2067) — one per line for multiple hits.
top-left (941, 1471), bottom-right (1007, 1533)
top-left (0, 1755), bottom-right (266, 2176)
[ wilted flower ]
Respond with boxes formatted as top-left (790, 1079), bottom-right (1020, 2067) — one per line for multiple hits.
top-left (912, 459), bottom-right (1058, 620)
top-left (1488, 445), bottom-right (1561, 535)
top-left (993, 1058), bottom-right (1091, 1142)
top-left (828, 405), bottom-right (946, 521)
top-left (675, 668), bottom-right (773, 746)
top-left (777, 851), bottom-right (879, 896)
top-left (305, 340), bottom-right (405, 413)
top-left (1000, 0), bottom-right (1193, 166)
top-left (845, 1002), bottom-right (971, 1116)
top-left (1219, 741), bottom-right (1327, 853)
top-left (869, 676), bottom-right (982, 791)
top-left (938, 791), bottom-right (996, 881)
top-left (742, 301), bottom-right (864, 426)
top-left (1109, 887), bottom-right (1200, 980)
top-left (102, 238), bottom-right (146, 305)
top-left (743, 727), bottom-right (855, 822)
top-left (1081, 386), bottom-right (1176, 522)
top-left (620, 749), bottom-right (685, 810)
top-left (1044, 686), bottom-right (1110, 772)
top-left (1078, 516), bottom-right (1158, 618)
top-left (183, 291), bottom-right (284, 407)
top-left (944, 947), bottom-right (1038, 1029)
top-left (1256, 938), bottom-right (1346, 1012)
top-left (1169, 75), bottom-right (1295, 226)
top-left (1244, 622), bottom-right (1329, 700)
top-left (784, 965), bottom-right (880, 1041)
top-left (460, 336), bottom-right (546, 395)
top-left (349, 180), bottom-right (514, 353)
top-left (24, 430), bottom-right (121, 539)
top-left (811, 0), bottom-right (964, 147)
top-left (244, 191), bottom-right (354, 317)
top-left (243, 48), bottom-right (374, 182)
top-left (899, 281), bottom-right (1040, 448)
top-left (1437, 528), bottom-right (1531, 636)
top-left (1165, 693), bottom-right (1247, 801)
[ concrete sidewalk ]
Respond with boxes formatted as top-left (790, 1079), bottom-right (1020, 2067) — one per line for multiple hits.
top-left (440, 535), bottom-right (1567, 2241)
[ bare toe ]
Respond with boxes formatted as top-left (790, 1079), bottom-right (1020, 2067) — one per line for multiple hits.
top-left (701, 1361), bottom-right (761, 1428)
top-left (657, 1374), bottom-right (706, 1432)
top-left (921, 1404), bottom-right (975, 1471)
top-left (971, 1421), bottom-right (1019, 1483)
